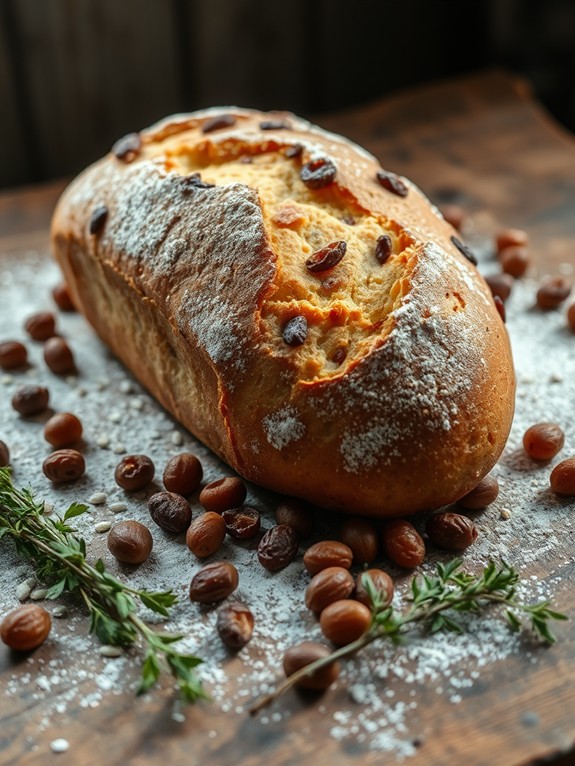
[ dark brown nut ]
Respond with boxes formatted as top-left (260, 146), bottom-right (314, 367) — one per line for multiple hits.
top-left (499, 246), bottom-right (530, 278)
top-left (163, 453), bottom-right (203, 496)
top-left (0, 440), bottom-right (9, 467)
top-left (550, 457), bottom-right (575, 496)
top-left (426, 512), bottom-right (478, 551)
top-left (568, 302), bottom-right (575, 332)
top-left (43, 337), bottom-right (75, 374)
top-left (305, 567), bottom-right (355, 614)
top-left (216, 601), bottom-right (254, 650)
top-left (1, 604), bottom-right (52, 651)
top-left (484, 273), bottom-right (514, 303)
top-left (52, 282), bottom-right (76, 312)
top-left (441, 204), bottom-right (466, 231)
top-left (12, 384), bottom-right (50, 416)
top-left (458, 475), bottom-right (500, 509)
top-left (303, 540), bottom-right (353, 575)
top-left (382, 520), bottom-right (425, 568)
top-left (355, 569), bottom-right (394, 608)
top-left (338, 518), bottom-right (379, 564)
top-left (283, 641), bottom-right (340, 690)
top-left (222, 506), bottom-right (261, 539)
top-left (523, 422), bottom-right (565, 462)
top-left (24, 312), bottom-right (57, 341)
top-left (257, 525), bottom-right (298, 572)
top-left (42, 449), bottom-right (85, 483)
top-left (115, 454), bottom-right (155, 491)
top-left (186, 512), bottom-right (226, 557)
top-left (148, 491), bottom-right (192, 534)
top-left (189, 561), bottom-right (239, 603)
top-left (0, 340), bottom-right (28, 369)
top-left (276, 499), bottom-right (315, 539)
top-left (536, 277), bottom-right (572, 310)
top-left (496, 228), bottom-right (528, 253)
top-left (319, 599), bottom-right (371, 645)
top-left (107, 520), bottom-right (153, 564)
top-left (43, 412), bottom-right (83, 448)
top-left (199, 477), bottom-right (247, 513)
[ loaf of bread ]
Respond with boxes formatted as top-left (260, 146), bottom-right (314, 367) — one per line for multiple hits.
top-left (51, 108), bottom-right (515, 517)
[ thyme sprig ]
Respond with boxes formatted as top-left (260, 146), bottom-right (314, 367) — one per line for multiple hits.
top-left (250, 558), bottom-right (567, 714)
top-left (0, 468), bottom-right (206, 702)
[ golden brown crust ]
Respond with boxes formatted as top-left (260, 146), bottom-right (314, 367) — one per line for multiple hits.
top-left (51, 107), bottom-right (515, 517)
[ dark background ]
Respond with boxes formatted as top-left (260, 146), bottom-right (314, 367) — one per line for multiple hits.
top-left (1, 0), bottom-right (575, 189)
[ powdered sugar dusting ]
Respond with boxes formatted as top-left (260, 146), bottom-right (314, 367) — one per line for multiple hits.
top-left (263, 406), bottom-right (305, 449)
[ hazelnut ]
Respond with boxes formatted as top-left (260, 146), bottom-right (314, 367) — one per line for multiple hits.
top-left (24, 311), bottom-right (57, 341)
top-left (44, 412), bottom-right (83, 448)
top-left (276, 498), bottom-right (315, 538)
top-left (43, 449), bottom-right (85, 483)
top-left (303, 540), bottom-right (353, 575)
top-left (0, 440), bottom-right (10, 468)
top-left (115, 454), bottom-right (155, 491)
top-left (283, 642), bottom-right (340, 690)
top-left (1, 604), bottom-right (52, 651)
top-left (107, 520), bottom-right (153, 564)
top-left (425, 512), bottom-right (478, 551)
top-left (382, 520), bottom-right (425, 568)
top-left (257, 525), bottom-right (298, 572)
top-left (163, 453), bottom-right (203, 496)
top-left (186, 512), bottom-right (226, 557)
top-left (43, 337), bottom-right (76, 374)
top-left (148, 491), bottom-right (192, 534)
top-left (305, 566), bottom-right (355, 614)
top-left (216, 602), bottom-right (254, 650)
top-left (355, 569), bottom-right (394, 608)
top-left (0, 340), bottom-right (28, 370)
top-left (12, 384), bottom-right (49, 416)
top-left (319, 600), bottom-right (371, 645)
top-left (458, 475), bottom-right (499, 509)
top-left (52, 282), bottom-right (76, 312)
top-left (338, 517), bottom-right (379, 564)
top-left (199, 477), bottom-right (247, 513)
top-left (189, 561), bottom-right (239, 603)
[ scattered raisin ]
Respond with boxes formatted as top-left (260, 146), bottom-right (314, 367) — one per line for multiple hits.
top-left (259, 119), bottom-right (291, 130)
top-left (186, 512), bottom-right (226, 557)
top-left (305, 567), bottom-right (355, 614)
top-left (257, 525), bottom-right (298, 572)
top-left (375, 234), bottom-right (393, 264)
top-left (115, 454), bottom-right (155, 491)
top-left (458, 475), bottom-right (499, 509)
top-left (189, 561), bottom-right (239, 603)
top-left (338, 517), bottom-right (379, 565)
top-left (500, 246), bottom-right (530, 278)
top-left (112, 132), bottom-right (141, 162)
top-left (382, 520), bottom-right (425, 568)
top-left (282, 315), bottom-right (308, 346)
top-left (163, 453), bottom-right (203, 496)
top-left (536, 277), bottom-right (572, 310)
top-left (484, 273), bottom-right (513, 303)
top-left (12, 384), bottom-right (49, 416)
top-left (199, 477), bottom-right (247, 513)
top-left (306, 241), bottom-right (347, 273)
top-left (222, 506), bottom-right (261, 539)
top-left (216, 602), bottom-right (254, 650)
top-left (426, 512), bottom-right (478, 551)
top-left (24, 312), bottom-right (56, 341)
top-left (451, 235), bottom-right (478, 266)
top-left (285, 144), bottom-right (303, 159)
top-left (182, 172), bottom-right (215, 190)
top-left (201, 114), bottom-right (236, 133)
top-left (376, 169), bottom-right (408, 197)
top-left (550, 457), bottom-right (575, 496)
top-left (52, 282), bottom-right (76, 312)
top-left (355, 569), bottom-right (394, 608)
top-left (303, 541), bottom-right (353, 575)
top-left (107, 520), bottom-right (153, 564)
top-left (0, 341), bottom-right (28, 370)
top-left (319, 599), bottom-right (371, 645)
top-left (276, 499), bottom-right (315, 539)
top-left (300, 157), bottom-right (337, 189)
top-left (44, 412), bottom-right (83, 448)
top-left (43, 337), bottom-right (75, 374)
top-left (148, 491), bottom-right (192, 534)
top-left (43, 449), bottom-right (85, 483)
top-left (89, 205), bottom-right (109, 235)
top-left (523, 423), bottom-right (565, 462)
top-left (283, 642), bottom-right (340, 690)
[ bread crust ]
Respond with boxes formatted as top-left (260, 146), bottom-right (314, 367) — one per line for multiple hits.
top-left (51, 107), bottom-right (515, 517)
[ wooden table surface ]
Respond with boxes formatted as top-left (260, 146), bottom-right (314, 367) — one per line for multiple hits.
top-left (1, 70), bottom-right (575, 766)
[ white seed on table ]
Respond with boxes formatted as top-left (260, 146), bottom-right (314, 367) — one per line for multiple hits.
top-left (109, 502), bottom-right (127, 513)
top-left (500, 508), bottom-right (511, 520)
top-left (16, 578), bottom-right (36, 601)
top-left (30, 588), bottom-right (48, 601)
top-left (109, 411), bottom-right (122, 423)
top-left (1, 374), bottom-right (13, 385)
top-left (99, 645), bottom-right (123, 658)
top-left (88, 492), bottom-right (108, 505)
top-left (171, 431), bottom-right (184, 446)
top-left (113, 443), bottom-right (126, 455)
top-left (65, 375), bottom-right (77, 385)
top-left (75, 386), bottom-right (87, 397)
top-left (119, 380), bottom-right (134, 394)
top-left (96, 435), bottom-right (110, 449)
top-left (129, 397), bottom-right (144, 411)
top-left (52, 605), bottom-right (68, 618)
top-left (43, 502), bottom-right (54, 515)
top-left (150, 431), bottom-right (161, 440)
top-left (50, 738), bottom-right (70, 754)
top-left (95, 521), bottom-right (112, 533)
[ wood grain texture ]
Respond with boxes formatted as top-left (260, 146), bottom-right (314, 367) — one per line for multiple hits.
top-left (1, 72), bottom-right (574, 766)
